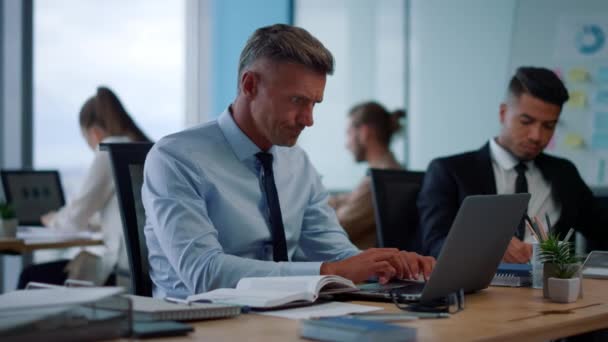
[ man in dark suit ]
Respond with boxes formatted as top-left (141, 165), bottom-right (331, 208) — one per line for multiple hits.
top-left (418, 66), bottom-right (608, 262)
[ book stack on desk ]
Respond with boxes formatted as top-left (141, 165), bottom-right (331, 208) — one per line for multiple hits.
top-left (300, 317), bottom-right (416, 342)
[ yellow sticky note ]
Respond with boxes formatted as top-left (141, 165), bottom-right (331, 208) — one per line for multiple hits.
top-left (567, 91), bottom-right (587, 109)
top-left (568, 68), bottom-right (590, 83)
top-left (564, 133), bottom-right (585, 149)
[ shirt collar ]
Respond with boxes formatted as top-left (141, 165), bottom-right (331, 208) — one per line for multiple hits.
top-left (218, 107), bottom-right (276, 162)
top-left (101, 136), bottom-right (131, 143)
top-left (489, 138), bottom-right (533, 171)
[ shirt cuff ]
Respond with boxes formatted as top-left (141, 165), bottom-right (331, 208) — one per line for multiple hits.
top-left (281, 262), bottom-right (323, 276)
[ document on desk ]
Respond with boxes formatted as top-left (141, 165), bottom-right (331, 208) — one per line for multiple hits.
top-left (0, 287), bottom-right (130, 341)
top-left (16, 226), bottom-right (100, 243)
top-left (0, 287), bottom-right (124, 310)
top-left (256, 302), bottom-right (381, 320)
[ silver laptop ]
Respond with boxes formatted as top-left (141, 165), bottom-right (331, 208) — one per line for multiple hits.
top-left (351, 193), bottom-right (531, 303)
top-left (582, 251), bottom-right (608, 279)
top-left (0, 170), bottom-right (66, 226)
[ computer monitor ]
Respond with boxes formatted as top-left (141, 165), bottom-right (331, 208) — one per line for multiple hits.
top-left (0, 170), bottom-right (66, 226)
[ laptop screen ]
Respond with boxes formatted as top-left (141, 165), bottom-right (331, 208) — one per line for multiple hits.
top-left (1, 170), bottom-right (66, 226)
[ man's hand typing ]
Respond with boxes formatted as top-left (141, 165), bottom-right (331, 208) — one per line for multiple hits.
top-left (320, 248), bottom-right (436, 284)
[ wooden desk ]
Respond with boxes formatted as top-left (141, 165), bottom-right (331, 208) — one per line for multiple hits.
top-left (0, 238), bottom-right (103, 254)
top-left (164, 279), bottom-right (608, 341)
top-left (0, 235), bottom-right (104, 292)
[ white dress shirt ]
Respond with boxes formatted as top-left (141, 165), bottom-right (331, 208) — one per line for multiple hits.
top-left (49, 136), bottom-right (131, 285)
top-left (488, 138), bottom-right (561, 242)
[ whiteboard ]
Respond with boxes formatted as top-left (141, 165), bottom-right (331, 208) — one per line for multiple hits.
top-left (509, 0), bottom-right (608, 186)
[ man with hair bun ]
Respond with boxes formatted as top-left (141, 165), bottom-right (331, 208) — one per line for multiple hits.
top-left (418, 66), bottom-right (608, 262)
top-left (330, 101), bottom-right (405, 249)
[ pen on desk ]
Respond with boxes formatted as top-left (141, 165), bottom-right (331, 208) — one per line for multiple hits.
top-left (403, 312), bottom-right (450, 319)
top-left (544, 213), bottom-right (552, 235)
top-left (350, 312), bottom-right (450, 320)
top-left (167, 297), bottom-right (249, 313)
top-left (164, 297), bottom-right (192, 305)
top-left (343, 314), bottom-right (419, 322)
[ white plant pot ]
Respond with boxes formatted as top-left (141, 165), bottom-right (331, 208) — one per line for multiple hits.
top-left (548, 277), bottom-right (580, 303)
top-left (0, 218), bottom-right (18, 238)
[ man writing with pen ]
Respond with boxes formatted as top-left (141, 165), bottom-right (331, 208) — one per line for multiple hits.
top-left (418, 66), bottom-right (608, 263)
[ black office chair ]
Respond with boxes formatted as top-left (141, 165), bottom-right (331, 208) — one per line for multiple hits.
top-left (588, 188), bottom-right (608, 251)
top-left (101, 142), bottom-right (154, 296)
top-left (369, 169), bottom-right (425, 254)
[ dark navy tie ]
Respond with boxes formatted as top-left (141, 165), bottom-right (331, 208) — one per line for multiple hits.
top-left (514, 162), bottom-right (528, 240)
top-left (256, 152), bottom-right (289, 262)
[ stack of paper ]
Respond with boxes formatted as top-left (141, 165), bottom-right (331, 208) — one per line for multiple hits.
top-left (0, 287), bottom-right (130, 341)
top-left (17, 226), bottom-right (101, 243)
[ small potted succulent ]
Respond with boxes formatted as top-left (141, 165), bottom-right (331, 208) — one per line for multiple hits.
top-left (0, 202), bottom-right (18, 238)
top-left (539, 232), bottom-right (582, 303)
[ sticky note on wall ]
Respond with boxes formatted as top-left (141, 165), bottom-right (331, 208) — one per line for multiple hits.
top-left (564, 133), bottom-right (585, 149)
top-left (553, 68), bottom-right (563, 80)
top-left (568, 68), bottom-right (590, 83)
top-left (597, 67), bottom-right (608, 84)
top-left (591, 134), bottom-right (608, 150)
top-left (594, 112), bottom-right (608, 131)
top-left (545, 134), bottom-right (557, 151)
top-left (567, 91), bottom-right (587, 109)
top-left (594, 90), bottom-right (608, 109)
top-left (598, 160), bottom-right (606, 185)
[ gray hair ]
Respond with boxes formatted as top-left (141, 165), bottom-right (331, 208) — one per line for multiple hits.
top-left (237, 24), bottom-right (334, 86)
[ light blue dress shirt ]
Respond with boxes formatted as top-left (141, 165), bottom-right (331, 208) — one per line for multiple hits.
top-left (143, 109), bottom-right (361, 298)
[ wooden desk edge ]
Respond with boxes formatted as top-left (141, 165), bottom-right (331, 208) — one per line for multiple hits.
top-left (482, 310), bottom-right (608, 342)
top-left (0, 239), bottom-right (104, 253)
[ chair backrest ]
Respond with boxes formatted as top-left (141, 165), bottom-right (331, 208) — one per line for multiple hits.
top-left (589, 188), bottom-right (608, 251)
top-left (369, 169), bottom-right (425, 253)
top-left (100, 142), bottom-right (154, 296)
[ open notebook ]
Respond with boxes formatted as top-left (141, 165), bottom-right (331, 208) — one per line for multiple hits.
top-left (186, 276), bottom-right (358, 309)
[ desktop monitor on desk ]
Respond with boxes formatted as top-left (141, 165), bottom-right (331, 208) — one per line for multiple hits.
top-left (0, 170), bottom-right (66, 226)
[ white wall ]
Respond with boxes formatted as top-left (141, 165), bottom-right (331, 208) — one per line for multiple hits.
top-left (509, 0), bottom-right (608, 185)
top-left (408, 0), bottom-right (516, 169)
top-left (296, 0), bottom-right (406, 190)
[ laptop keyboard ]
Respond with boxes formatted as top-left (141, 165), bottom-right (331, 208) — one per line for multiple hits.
top-left (359, 280), bottom-right (426, 295)
top-left (386, 282), bottom-right (426, 295)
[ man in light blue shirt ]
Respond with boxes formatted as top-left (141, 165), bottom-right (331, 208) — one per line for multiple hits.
top-left (143, 24), bottom-right (435, 298)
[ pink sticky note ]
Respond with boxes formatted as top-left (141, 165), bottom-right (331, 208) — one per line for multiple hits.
top-left (546, 133), bottom-right (557, 151)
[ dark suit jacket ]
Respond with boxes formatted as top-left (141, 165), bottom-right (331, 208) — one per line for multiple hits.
top-left (417, 143), bottom-right (608, 258)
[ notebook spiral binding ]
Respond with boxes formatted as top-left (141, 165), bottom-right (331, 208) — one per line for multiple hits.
top-left (491, 273), bottom-right (532, 287)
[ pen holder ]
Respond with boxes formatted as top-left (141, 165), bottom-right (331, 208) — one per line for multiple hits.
top-left (531, 243), bottom-right (543, 289)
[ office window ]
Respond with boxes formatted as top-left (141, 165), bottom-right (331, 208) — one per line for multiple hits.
top-left (34, 0), bottom-right (185, 198)
top-left (295, 0), bottom-right (407, 191)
